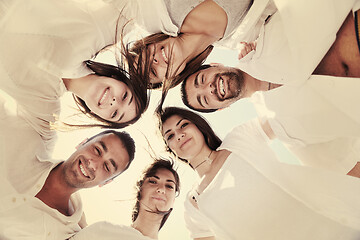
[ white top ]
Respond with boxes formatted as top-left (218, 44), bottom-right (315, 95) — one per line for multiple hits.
top-left (0, 95), bottom-right (85, 240)
top-left (251, 75), bottom-right (360, 173)
top-left (0, 0), bottom-right (134, 151)
top-left (184, 119), bottom-right (360, 240)
top-left (106, 0), bottom-right (277, 48)
top-left (70, 221), bottom-right (155, 240)
top-left (237, 0), bottom-right (358, 83)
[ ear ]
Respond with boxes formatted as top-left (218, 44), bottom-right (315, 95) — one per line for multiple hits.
top-left (209, 62), bottom-right (224, 67)
top-left (99, 179), bottom-right (113, 187)
top-left (76, 138), bottom-right (89, 149)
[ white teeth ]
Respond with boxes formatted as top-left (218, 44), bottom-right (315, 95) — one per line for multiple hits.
top-left (99, 88), bottom-right (109, 106)
top-left (219, 79), bottom-right (225, 96)
top-left (79, 163), bottom-right (89, 177)
top-left (161, 48), bottom-right (168, 63)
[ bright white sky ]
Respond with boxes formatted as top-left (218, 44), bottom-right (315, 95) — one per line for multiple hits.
top-left (51, 47), bottom-right (300, 240)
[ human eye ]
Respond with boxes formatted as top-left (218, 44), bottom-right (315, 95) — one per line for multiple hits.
top-left (180, 122), bottom-right (189, 128)
top-left (151, 67), bottom-right (157, 78)
top-left (201, 75), bottom-right (204, 84)
top-left (104, 163), bottom-right (110, 172)
top-left (166, 133), bottom-right (174, 141)
top-left (94, 146), bottom-right (101, 156)
top-left (148, 178), bottom-right (157, 184)
top-left (111, 110), bottom-right (117, 119)
top-left (122, 91), bottom-right (128, 101)
top-left (204, 96), bottom-right (208, 105)
top-left (166, 184), bottom-right (174, 190)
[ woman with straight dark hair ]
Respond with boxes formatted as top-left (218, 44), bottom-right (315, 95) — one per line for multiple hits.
top-left (70, 158), bottom-right (180, 240)
top-left (158, 106), bottom-right (360, 240)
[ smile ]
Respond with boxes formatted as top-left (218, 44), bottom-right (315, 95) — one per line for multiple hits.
top-left (79, 161), bottom-right (90, 178)
top-left (98, 87), bottom-right (110, 106)
top-left (219, 78), bottom-right (225, 97)
top-left (161, 47), bottom-right (168, 64)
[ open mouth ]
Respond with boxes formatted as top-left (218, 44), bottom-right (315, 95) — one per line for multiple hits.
top-left (79, 160), bottom-right (90, 178)
top-left (98, 87), bottom-right (110, 106)
top-left (217, 77), bottom-right (226, 99)
top-left (161, 46), bottom-right (168, 64)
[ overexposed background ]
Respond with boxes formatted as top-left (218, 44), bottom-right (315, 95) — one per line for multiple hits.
top-left (50, 46), bottom-right (300, 240)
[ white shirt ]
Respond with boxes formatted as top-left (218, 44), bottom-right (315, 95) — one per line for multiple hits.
top-left (70, 221), bottom-right (155, 240)
top-left (184, 120), bottom-right (360, 240)
top-left (251, 74), bottom-right (360, 173)
top-left (0, 95), bottom-right (85, 240)
top-left (237, 0), bottom-right (358, 83)
top-left (0, 0), bottom-right (134, 152)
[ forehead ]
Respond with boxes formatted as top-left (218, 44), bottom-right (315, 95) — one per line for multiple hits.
top-left (162, 115), bottom-right (183, 134)
top-left (150, 168), bottom-right (176, 183)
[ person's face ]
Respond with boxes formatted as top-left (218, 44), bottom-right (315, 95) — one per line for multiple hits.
top-left (140, 168), bottom-right (177, 212)
top-left (184, 66), bottom-right (244, 110)
top-left (83, 76), bottom-right (137, 123)
top-left (147, 37), bottom-right (186, 85)
top-left (62, 133), bottom-right (130, 189)
top-left (162, 115), bottom-right (206, 160)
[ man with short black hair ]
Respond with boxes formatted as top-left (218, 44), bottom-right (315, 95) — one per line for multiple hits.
top-left (0, 96), bottom-right (136, 240)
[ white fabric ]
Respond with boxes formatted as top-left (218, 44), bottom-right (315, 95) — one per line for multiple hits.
top-left (251, 75), bottom-right (360, 173)
top-left (0, 0), bottom-right (134, 152)
top-left (237, 0), bottom-right (358, 83)
top-left (0, 95), bottom-right (84, 240)
top-left (184, 119), bottom-right (360, 240)
top-left (70, 221), bottom-right (155, 240)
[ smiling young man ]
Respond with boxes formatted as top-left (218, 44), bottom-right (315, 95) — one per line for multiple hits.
top-left (0, 96), bottom-right (135, 240)
top-left (181, 60), bottom-right (360, 177)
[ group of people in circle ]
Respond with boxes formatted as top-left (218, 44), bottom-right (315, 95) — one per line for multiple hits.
top-left (1, 0), bottom-right (360, 239)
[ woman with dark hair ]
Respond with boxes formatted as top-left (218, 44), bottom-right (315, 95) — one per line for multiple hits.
top-left (158, 106), bottom-right (360, 240)
top-left (70, 158), bottom-right (180, 240)
top-left (0, 0), bottom-right (149, 151)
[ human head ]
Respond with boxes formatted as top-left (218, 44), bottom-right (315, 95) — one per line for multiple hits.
top-left (157, 107), bottom-right (222, 165)
top-left (181, 64), bottom-right (245, 112)
top-left (132, 158), bottom-right (180, 230)
top-left (62, 130), bottom-right (135, 189)
top-left (126, 33), bottom-right (213, 90)
top-left (73, 60), bottom-right (149, 128)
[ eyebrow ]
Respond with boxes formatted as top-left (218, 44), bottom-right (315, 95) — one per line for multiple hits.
top-left (197, 95), bottom-right (205, 108)
top-left (110, 159), bottom-right (118, 172)
top-left (194, 72), bottom-right (200, 88)
top-left (152, 175), bottom-right (176, 184)
top-left (100, 141), bottom-right (108, 152)
top-left (164, 118), bottom-right (184, 136)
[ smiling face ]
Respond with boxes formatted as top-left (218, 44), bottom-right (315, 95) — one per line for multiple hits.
top-left (184, 65), bottom-right (244, 110)
top-left (162, 115), bottom-right (206, 160)
top-left (146, 37), bottom-right (186, 85)
top-left (62, 133), bottom-right (130, 189)
top-left (140, 168), bottom-right (177, 212)
top-left (82, 76), bottom-right (137, 123)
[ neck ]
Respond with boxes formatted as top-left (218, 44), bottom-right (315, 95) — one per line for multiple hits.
top-left (132, 209), bottom-right (163, 239)
top-left (35, 163), bottom-right (77, 216)
top-left (190, 147), bottom-right (215, 178)
top-left (62, 74), bottom-right (93, 98)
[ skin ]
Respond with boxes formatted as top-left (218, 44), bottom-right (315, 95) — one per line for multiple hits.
top-left (185, 65), bottom-right (269, 110)
top-left (63, 74), bottom-right (137, 123)
top-left (35, 133), bottom-right (130, 216)
top-left (146, 0), bottom-right (227, 84)
top-left (162, 115), bottom-right (210, 160)
top-left (132, 168), bottom-right (177, 239)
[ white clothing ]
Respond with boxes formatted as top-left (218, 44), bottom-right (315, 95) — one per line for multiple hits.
top-left (106, 0), bottom-right (277, 47)
top-left (0, 96), bottom-right (84, 240)
top-left (237, 0), bottom-right (359, 83)
top-left (251, 75), bottom-right (360, 173)
top-left (0, 0), bottom-right (133, 151)
top-left (184, 120), bottom-right (360, 240)
top-left (70, 221), bottom-right (155, 240)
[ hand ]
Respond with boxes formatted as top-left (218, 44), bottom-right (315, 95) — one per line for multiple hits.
top-left (238, 41), bottom-right (257, 60)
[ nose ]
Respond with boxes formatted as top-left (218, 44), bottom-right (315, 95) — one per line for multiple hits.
top-left (110, 97), bottom-right (117, 106)
top-left (177, 132), bottom-right (185, 141)
top-left (157, 185), bottom-right (165, 194)
top-left (87, 158), bottom-right (99, 172)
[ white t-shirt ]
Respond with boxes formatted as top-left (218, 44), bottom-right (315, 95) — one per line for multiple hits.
top-left (184, 120), bottom-right (360, 239)
top-left (70, 221), bottom-right (155, 240)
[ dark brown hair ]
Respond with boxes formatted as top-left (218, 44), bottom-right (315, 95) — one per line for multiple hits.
top-left (132, 158), bottom-right (180, 230)
top-left (157, 107), bottom-right (222, 165)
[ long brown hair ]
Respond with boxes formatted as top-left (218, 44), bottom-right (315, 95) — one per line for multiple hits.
top-left (132, 158), bottom-right (180, 230)
top-left (157, 107), bottom-right (222, 166)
